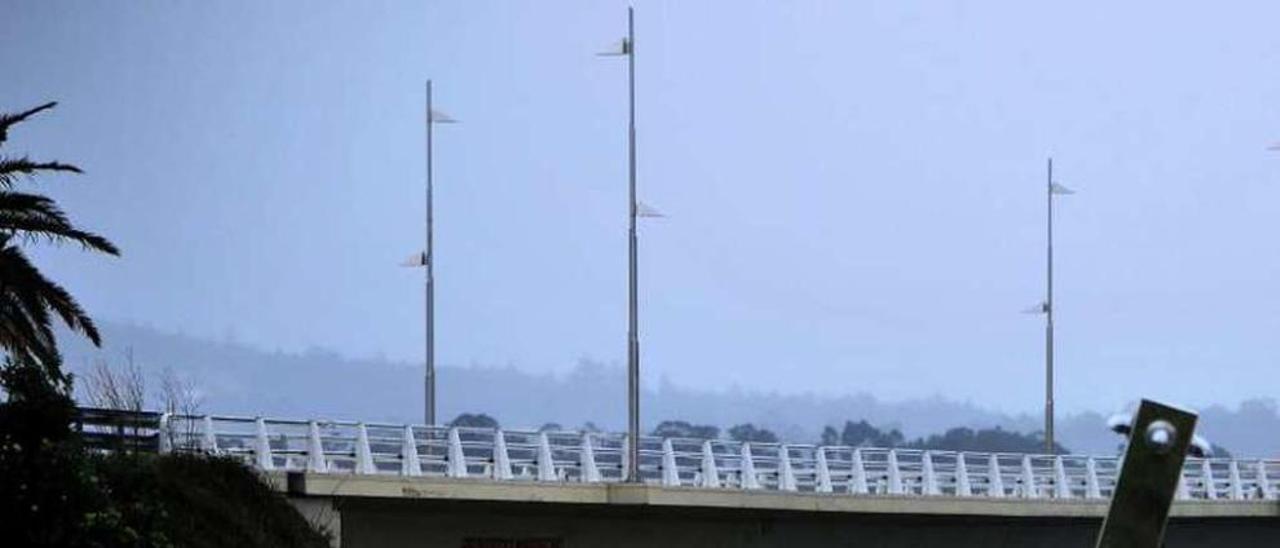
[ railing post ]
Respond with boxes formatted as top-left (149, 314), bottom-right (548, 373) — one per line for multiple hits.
top-left (200, 415), bottom-right (218, 453)
top-left (307, 421), bottom-right (329, 473)
top-left (778, 445), bottom-right (797, 492)
top-left (581, 432), bottom-right (601, 483)
top-left (620, 434), bottom-right (630, 482)
top-left (447, 427), bottom-right (468, 478)
top-left (921, 451), bottom-right (939, 495)
top-left (887, 450), bottom-right (903, 495)
top-left (815, 447), bottom-right (833, 493)
top-left (1086, 457), bottom-right (1103, 499)
top-left (254, 418), bottom-right (274, 471)
top-left (493, 430), bottom-right (513, 480)
top-left (987, 453), bottom-right (1005, 498)
top-left (1176, 463), bottom-right (1191, 500)
top-left (850, 449), bottom-right (869, 494)
top-left (355, 423), bottom-right (376, 475)
top-left (537, 432), bottom-right (557, 482)
top-left (157, 412), bottom-right (172, 454)
top-left (1228, 460), bottom-right (1244, 500)
top-left (1201, 459), bottom-right (1219, 500)
top-left (740, 443), bottom-right (761, 489)
top-left (700, 440), bottom-right (721, 488)
top-left (955, 453), bottom-right (972, 497)
top-left (661, 438), bottom-right (680, 487)
top-left (1020, 455), bottom-right (1037, 498)
top-left (1053, 456), bottom-right (1071, 499)
top-left (400, 425), bottom-right (421, 476)
top-left (1256, 460), bottom-right (1274, 500)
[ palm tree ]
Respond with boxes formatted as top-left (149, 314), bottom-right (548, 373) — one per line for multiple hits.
top-left (0, 102), bottom-right (118, 371)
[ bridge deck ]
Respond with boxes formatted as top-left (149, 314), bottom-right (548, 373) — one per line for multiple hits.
top-left (277, 472), bottom-right (1279, 519)
top-left (141, 412), bottom-right (1279, 504)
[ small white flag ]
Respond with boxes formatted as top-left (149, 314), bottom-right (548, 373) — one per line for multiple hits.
top-left (1021, 302), bottom-right (1048, 314)
top-left (636, 201), bottom-right (666, 218)
top-left (597, 37), bottom-right (632, 56)
top-left (429, 109), bottom-right (457, 124)
top-left (1050, 182), bottom-right (1075, 195)
top-left (400, 251), bottom-right (428, 267)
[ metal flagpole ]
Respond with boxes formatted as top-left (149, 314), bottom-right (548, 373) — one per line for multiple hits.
top-left (625, 6), bottom-right (641, 483)
top-left (1045, 157), bottom-right (1054, 453)
top-left (425, 80), bottom-right (437, 426)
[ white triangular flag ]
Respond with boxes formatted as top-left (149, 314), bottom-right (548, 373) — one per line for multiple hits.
top-left (1021, 302), bottom-right (1048, 314)
top-left (400, 251), bottom-right (428, 267)
top-left (597, 37), bottom-right (631, 56)
top-left (1050, 182), bottom-right (1075, 195)
top-left (429, 109), bottom-right (457, 124)
top-left (637, 201), bottom-right (665, 218)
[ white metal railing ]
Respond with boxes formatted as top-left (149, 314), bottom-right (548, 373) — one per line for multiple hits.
top-left (157, 413), bottom-right (1280, 502)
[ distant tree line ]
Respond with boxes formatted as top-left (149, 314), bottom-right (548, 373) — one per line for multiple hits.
top-left (447, 413), bottom-right (1070, 453)
top-left (821, 420), bottom-right (1070, 453)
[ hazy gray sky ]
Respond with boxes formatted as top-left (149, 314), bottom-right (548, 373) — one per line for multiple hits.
top-left (3, 1), bottom-right (1278, 415)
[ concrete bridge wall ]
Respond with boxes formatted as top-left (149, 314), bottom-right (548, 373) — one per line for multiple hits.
top-left (327, 500), bottom-right (1275, 548)
top-left (280, 473), bottom-right (1280, 547)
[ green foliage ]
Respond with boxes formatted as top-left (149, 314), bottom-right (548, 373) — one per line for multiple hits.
top-left (651, 420), bottom-right (719, 439)
top-left (1, 357), bottom-right (329, 547)
top-left (0, 357), bottom-right (124, 546)
top-left (836, 420), bottom-right (906, 448)
top-left (905, 426), bottom-right (1069, 454)
top-left (815, 418), bottom-right (1070, 454)
top-left (92, 453), bottom-right (330, 548)
top-left (727, 423), bottom-right (778, 443)
top-left (449, 412), bottom-right (499, 429)
top-left (0, 101), bottom-right (118, 372)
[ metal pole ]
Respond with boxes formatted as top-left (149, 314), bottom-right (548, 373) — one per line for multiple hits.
top-left (1045, 157), bottom-right (1054, 453)
top-left (425, 80), bottom-right (436, 426)
top-left (625, 6), bottom-right (641, 483)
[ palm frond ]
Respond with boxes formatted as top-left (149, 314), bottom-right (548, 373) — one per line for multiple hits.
top-left (0, 244), bottom-right (99, 367)
top-left (0, 156), bottom-right (83, 188)
top-left (0, 191), bottom-right (119, 255)
top-left (0, 102), bottom-right (57, 146)
top-left (0, 284), bottom-right (62, 367)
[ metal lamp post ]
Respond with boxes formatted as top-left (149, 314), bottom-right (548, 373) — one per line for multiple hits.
top-left (1034, 158), bottom-right (1074, 453)
top-left (403, 79), bottom-right (456, 426)
top-left (600, 7), bottom-right (642, 482)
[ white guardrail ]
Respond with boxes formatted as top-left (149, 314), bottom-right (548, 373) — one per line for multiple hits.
top-left (154, 414), bottom-right (1279, 501)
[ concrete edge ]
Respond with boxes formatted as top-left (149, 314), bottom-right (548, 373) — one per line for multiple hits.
top-left (271, 472), bottom-right (1280, 519)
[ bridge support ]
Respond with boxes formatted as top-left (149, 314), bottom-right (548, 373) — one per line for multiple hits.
top-left (740, 443), bottom-right (761, 489)
top-left (582, 433), bottom-right (601, 483)
top-left (815, 448), bottom-right (833, 493)
top-left (661, 439), bottom-right (680, 487)
top-left (850, 449), bottom-right (869, 494)
top-left (493, 431), bottom-right (513, 480)
top-left (255, 418), bottom-right (275, 471)
top-left (309, 421), bottom-right (329, 473)
top-left (400, 425), bottom-right (419, 476)
top-left (700, 440), bottom-right (720, 488)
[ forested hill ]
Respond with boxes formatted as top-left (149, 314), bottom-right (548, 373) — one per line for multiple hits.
top-left (58, 321), bottom-right (1280, 456)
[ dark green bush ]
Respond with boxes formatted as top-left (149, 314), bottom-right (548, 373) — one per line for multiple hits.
top-left (1, 358), bottom-right (329, 547)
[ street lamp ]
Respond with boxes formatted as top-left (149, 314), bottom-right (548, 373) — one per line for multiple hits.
top-left (402, 79), bottom-right (456, 426)
top-left (1025, 158), bottom-right (1075, 453)
top-left (598, 7), bottom-right (665, 482)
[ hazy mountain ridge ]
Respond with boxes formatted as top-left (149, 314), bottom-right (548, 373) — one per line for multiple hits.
top-left (59, 321), bottom-right (1279, 456)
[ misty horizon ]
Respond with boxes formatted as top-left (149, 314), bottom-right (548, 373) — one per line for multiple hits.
top-left (58, 320), bottom-right (1280, 457)
top-left (6, 2), bottom-right (1279, 435)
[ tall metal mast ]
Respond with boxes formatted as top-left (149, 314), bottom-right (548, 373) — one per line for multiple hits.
top-left (1045, 157), bottom-right (1055, 453)
top-left (425, 80), bottom-right (437, 426)
top-left (624, 6), bottom-right (641, 483)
